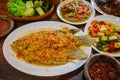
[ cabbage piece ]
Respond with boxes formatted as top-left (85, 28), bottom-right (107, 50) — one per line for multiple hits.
top-left (7, 0), bottom-right (26, 17)
top-left (24, 8), bottom-right (35, 17)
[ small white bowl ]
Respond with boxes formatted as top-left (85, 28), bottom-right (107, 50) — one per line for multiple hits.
top-left (84, 54), bottom-right (120, 80)
top-left (0, 15), bottom-right (14, 38)
top-left (57, 0), bottom-right (95, 25)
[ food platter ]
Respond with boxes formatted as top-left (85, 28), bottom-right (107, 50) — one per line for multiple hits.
top-left (57, 0), bottom-right (95, 25)
top-left (91, 0), bottom-right (106, 15)
top-left (84, 15), bottom-right (120, 57)
top-left (91, 0), bottom-right (120, 17)
top-left (3, 21), bottom-right (92, 76)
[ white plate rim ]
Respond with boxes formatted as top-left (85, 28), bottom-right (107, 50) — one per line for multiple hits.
top-left (57, 0), bottom-right (95, 25)
top-left (91, 0), bottom-right (106, 15)
top-left (84, 15), bottom-right (120, 57)
top-left (3, 21), bottom-right (92, 76)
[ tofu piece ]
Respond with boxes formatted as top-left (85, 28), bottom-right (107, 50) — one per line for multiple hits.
top-left (101, 36), bottom-right (108, 41)
top-left (115, 42), bottom-right (120, 48)
top-left (115, 27), bottom-right (120, 31)
top-left (109, 36), bottom-right (117, 40)
top-left (97, 32), bottom-right (105, 36)
top-left (26, 1), bottom-right (34, 8)
top-left (100, 25), bottom-right (107, 32)
top-left (94, 38), bottom-right (99, 43)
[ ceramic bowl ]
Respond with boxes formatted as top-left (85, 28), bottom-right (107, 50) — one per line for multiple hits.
top-left (6, 0), bottom-right (54, 21)
top-left (84, 54), bottom-right (120, 80)
top-left (57, 0), bottom-right (95, 25)
top-left (0, 15), bottom-right (14, 38)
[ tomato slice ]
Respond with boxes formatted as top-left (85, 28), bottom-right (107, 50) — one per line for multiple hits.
top-left (93, 25), bottom-right (100, 33)
top-left (108, 42), bottom-right (115, 52)
top-left (100, 21), bottom-right (106, 25)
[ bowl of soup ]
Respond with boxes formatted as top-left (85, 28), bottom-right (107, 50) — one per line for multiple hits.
top-left (57, 0), bottom-right (95, 25)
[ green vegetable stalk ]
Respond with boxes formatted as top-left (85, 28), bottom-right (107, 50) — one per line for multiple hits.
top-left (24, 1), bottom-right (35, 17)
top-left (26, 1), bottom-right (34, 8)
top-left (36, 7), bottom-right (45, 15)
top-left (24, 8), bottom-right (35, 17)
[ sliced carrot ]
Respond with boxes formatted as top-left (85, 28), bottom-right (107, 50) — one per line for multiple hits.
top-left (91, 31), bottom-right (97, 37)
top-left (115, 34), bottom-right (120, 40)
top-left (88, 26), bottom-right (93, 31)
top-left (104, 25), bottom-right (111, 32)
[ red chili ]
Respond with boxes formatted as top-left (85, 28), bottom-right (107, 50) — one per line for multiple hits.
top-left (100, 21), bottom-right (106, 25)
top-left (108, 42), bottom-right (115, 52)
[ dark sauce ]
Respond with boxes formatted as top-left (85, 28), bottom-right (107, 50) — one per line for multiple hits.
top-left (0, 19), bottom-right (10, 34)
top-left (89, 61), bottom-right (119, 80)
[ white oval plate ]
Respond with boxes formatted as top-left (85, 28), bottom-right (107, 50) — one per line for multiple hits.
top-left (57, 0), bottom-right (95, 25)
top-left (3, 21), bottom-right (92, 76)
top-left (84, 15), bottom-right (120, 57)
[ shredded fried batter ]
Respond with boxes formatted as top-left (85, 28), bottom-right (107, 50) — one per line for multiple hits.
top-left (11, 28), bottom-right (87, 65)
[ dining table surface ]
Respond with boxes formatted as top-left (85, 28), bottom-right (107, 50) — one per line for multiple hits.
top-left (0, 0), bottom-right (120, 80)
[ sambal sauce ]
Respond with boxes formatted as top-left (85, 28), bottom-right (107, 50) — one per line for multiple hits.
top-left (0, 19), bottom-right (10, 34)
top-left (89, 61), bottom-right (119, 80)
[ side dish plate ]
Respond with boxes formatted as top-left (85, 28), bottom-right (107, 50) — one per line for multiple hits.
top-left (84, 15), bottom-right (120, 57)
top-left (57, 0), bottom-right (95, 25)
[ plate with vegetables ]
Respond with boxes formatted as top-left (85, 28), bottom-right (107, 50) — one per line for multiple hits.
top-left (6, 0), bottom-right (54, 21)
top-left (57, 0), bottom-right (95, 25)
top-left (85, 15), bottom-right (120, 57)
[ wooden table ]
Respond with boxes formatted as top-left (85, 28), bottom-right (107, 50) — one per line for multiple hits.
top-left (0, 0), bottom-right (120, 80)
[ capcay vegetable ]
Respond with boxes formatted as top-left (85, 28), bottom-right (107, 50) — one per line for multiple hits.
top-left (89, 20), bottom-right (120, 52)
top-left (7, 0), bottom-right (51, 17)
top-left (24, 8), bottom-right (35, 17)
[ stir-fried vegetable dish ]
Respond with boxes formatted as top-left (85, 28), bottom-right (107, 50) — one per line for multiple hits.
top-left (7, 0), bottom-right (51, 17)
top-left (60, 0), bottom-right (92, 23)
top-left (11, 27), bottom-right (88, 65)
top-left (88, 20), bottom-right (120, 53)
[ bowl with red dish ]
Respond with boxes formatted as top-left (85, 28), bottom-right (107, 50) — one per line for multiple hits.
top-left (57, 0), bottom-right (95, 25)
top-left (84, 54), bottom-right (120, 80)
top-left (0, 15), bottom-right (14, 38)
